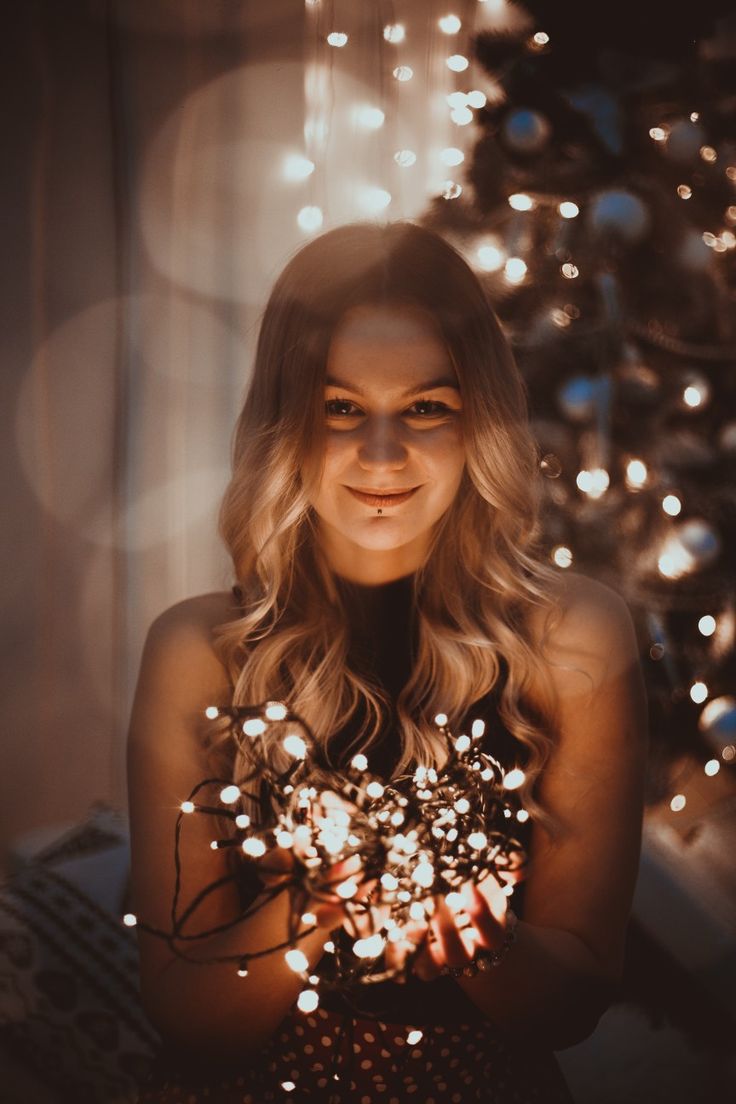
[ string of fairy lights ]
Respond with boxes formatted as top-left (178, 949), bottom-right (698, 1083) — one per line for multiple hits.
top-left (124, 703), bottom-right (527, 1023)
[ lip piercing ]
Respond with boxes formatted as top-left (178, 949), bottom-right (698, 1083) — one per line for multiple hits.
top-left (377, 508), bottom-right (382, 516)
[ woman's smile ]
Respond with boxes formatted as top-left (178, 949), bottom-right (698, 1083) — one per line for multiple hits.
top-left (346, 485), bottom-right (421, 508)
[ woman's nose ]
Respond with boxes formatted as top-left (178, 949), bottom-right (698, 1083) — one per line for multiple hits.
top-left (356, 415), bottom-right (409, 467)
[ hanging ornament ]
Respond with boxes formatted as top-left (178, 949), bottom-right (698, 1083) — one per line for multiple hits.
top-left (557, 375), bottom-right (599, 422)
top-left (698, 696), bottom-right (736, 761)
top-left (665, 118), bottom-right (708, 163)
top-left (587, 189), bottom-right (650, 245)
top-left (501, 108), bottom-right (552, 154)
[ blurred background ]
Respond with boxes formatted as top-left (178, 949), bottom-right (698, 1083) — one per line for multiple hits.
top-left (1, 1), bottom-right (735, 1100)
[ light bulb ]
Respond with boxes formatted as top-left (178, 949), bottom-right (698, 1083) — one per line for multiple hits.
top-left (326, 32), bottom-right (348, 47)
top-left (508, 192), bottom-right (534, 211)
top-left (504, 257), bottom-right (527, 283)
top-left (552, 545), bottom-right (573, 569)
top-left (446, 54), bottom-right (469, 72)
top-left (219, 785), bottom-right (240, 804)
top-left (394, 149), bottom-right (417, 167)
top-left (283, 154), bottom-right (315, 182)
top-left (559, 201), bottom-right (579, 218)
top-left (383, 23), bottom-right (405, 44)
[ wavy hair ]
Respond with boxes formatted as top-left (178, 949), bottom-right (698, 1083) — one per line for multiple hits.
top-left (212, 221), bottom-right (565, 838)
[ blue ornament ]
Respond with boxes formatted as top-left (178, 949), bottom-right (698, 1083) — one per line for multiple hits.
top-left (558, 376), bottom-right (598, 422)
top-left (502, 108), bottom-right (551, 154)
top-left (588, 190), bottom-right (650, 244)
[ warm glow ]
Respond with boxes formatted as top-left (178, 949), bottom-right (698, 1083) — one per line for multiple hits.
top-left (446, 54), bottom-right (469, 72)
top-left (283, 154), bottom-right (315, 182)
top-left (576, 468), bottom-right (609, 498)
top-left (393, 66), bottom-right (414, 82)
top-left (285, 948), bottom-right (309, 973)
top-left (662, 494), bottom-right (682, 516)
top-left (670, 794), bottom-right (687, 812)
top-left (440, 147), bottom-right (464, 166)
top-left (466, 90), bottom-right (486, 108)
top-left (504, 257), bottom-right (527, 283)
top-left (283, 734), bottom-right (307, 758)
top-left (508, 192), bottom-right (534, 211)
top-left (265, 701), bottom-right (288, 721)
top-left (358, 187), bottom-right (392, 213)
top-left (326, 32), bottom-right (348, 47)
top-left (704, 759), bottom-right (720, 776)
top-left (354, 105), bottom-right (385, 130)
top-left (219, 784), bottom-right (241, 804)
top-left (698, 615), bottom-right (716, 637)
top-left (243, 717), bottom-right (267, 736)
top-left (383, 23), bottom-right (405, 43)
top-left (559, 201), bottom-right (579, 218)
top-left (242, 838), bottom-right (266, 857)
top-left (503, 768), bottom-right (526, 790)
top-left (626, 459), bottom-right (648, 488)
top-left (552, 545), bottom-right (573, 568)
top-left (394, 149), bottom-right (417, 167)
top-left (438, 14), bottom-right (462, 33)
top-left (297, 989), bottom-right (319, 1012)
top-left (476, 242), bottom-right (504, 271)
top-left (690, 681), bottom-right (708, 704)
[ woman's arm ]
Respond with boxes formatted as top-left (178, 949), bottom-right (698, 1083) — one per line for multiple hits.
top-left (424, 574), bottom-right (649, 1049)
top-left (127, 597), bottom-right (337, 1058)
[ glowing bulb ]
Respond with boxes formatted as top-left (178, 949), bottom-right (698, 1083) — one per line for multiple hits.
top-left (285, 948), bottom-right (309, 972)
top-left (283, 734), bottom-right (307, 758)
top-left (471, 718), bottom-right (485, 739)
top-left (445, 892), bottom-right (464, 912)
top-left (466, 90), bottom-right (486, 108)
top-left (366, 781), bottom-right (385, 798)
top-left (265, 701), bottom-right (288, 721)
top-left (383, 23), bottom-right (405, 43)
top-left (558, 201), bottom-right (579, 218)
top-left (220, 785), bottom-right (240, 804)
top-left (326, 32), bottom-right (348, 47)
top-left (440, 147), bottom-right (464, 166)
top-left (561, 262), bottom-right (579, 279)
top-left (698, 615), bottom-right (716, 636)
top-left (533, 31), bottom-right (549, 45)
top-left (439, 14), bottom-right (461, 33)
top-left (355, 105), bottom-right (385, 130)
top-left (283, 154), bottom-right (315, 182)
top-left (468, 831), bottom-right (487, 849)
top-left (650, 126), bottom-right (668, 141)
top-left (447, 92), bottom-right (468, 108)
top-left (336, 879), bottom-right (358, 899)
top-left (455, 734), bottom-right (471, 753)
top-left (454, 797), bottom-right (470, 813)
top-left (276, 830), bottom-right (294, 848)
top-left (235, 814), bottom-right (250, 829)
top-left (281, 1081), bottom-right (295, 1092)
top-left (662, 494), bottom-right (682, 516)
top-left (476, 242), bottom-right (504, 271)
top-left (700, 146), bottom-right (717, 163)
top-left (351, 753), bottom-right (368, 770)
top-left (297, 989), bottom-right (319, 1012)
top-left (394, 149), bottom-right (417, 167)
top-left (393, 66), bottom-right (414, 81)
top-left (677, 184), bottom-right (692, 200)
top-left (446, 54), bottom-right (469, 72)
top-left (242, 838), bottom-right (266, 857)
top-left (359, 186), bottom-right (392, 213)
top-left (204, 705), bottom-right (219, 719)
top-left (323, 940), bottom-right (335, 953)
top-left (704, 759), bottom-right (720, 776)
top-left (180, 800), bottom-right (195, 814)
top-left (552, 545), bottom-right (573, 569)
top-left (451, 106), bottom-right (473, 125)
top-left (690, 681), bottom-right (708, 704)
top-left (508, 193), bottom-right (534, 211)
top-left (407, 1029), bottom-right (424, 1045)
top-left (122, 913), bottom-right (137, 927)
top-left (243, 717), bottom-right (267, 736)
top-left (237, 966), bottom-right (249, 977)
top-left (517, 809), bottom-right (530, 823)
top-left (576, 469), bottom-right (609, 498)
top-left (626, 459), bottom-right (648, 488)
top-left (353, 933), bottom-right (386, 958)
top-left (435, 712), bottom-right (448, 726)
top-left (670, 794), bottom-right (687, 812)
top-left (381, 872), bottom-right (399, 890)
top-left (504, 257), bottom-right (527, 284)
top-left (683, 385), bottom-right (703, 408)
top-left (412, 861), bottom-right (435, 888)
top-left (503, 768), bottom-right (526, 790)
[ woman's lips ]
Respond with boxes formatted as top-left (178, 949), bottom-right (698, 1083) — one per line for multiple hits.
top-left (346, 486), bottom-right (419, 507)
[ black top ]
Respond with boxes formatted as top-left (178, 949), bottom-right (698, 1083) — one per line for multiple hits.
top-left (231, 572), bottom-right (531, 1025)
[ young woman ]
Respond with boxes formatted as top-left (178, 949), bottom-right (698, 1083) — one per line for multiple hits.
top-left (128, 221), bottom-right (648, 1102)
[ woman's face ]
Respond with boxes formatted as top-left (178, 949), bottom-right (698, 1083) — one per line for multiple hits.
top-left (307, 304), bottom-right (465, 583)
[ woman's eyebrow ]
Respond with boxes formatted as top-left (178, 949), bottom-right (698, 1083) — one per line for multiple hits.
top-left (325, 374), bottom-right (460, 397)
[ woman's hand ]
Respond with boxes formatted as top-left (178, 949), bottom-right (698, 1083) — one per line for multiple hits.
top-left (413, 868), bottom-right (521, 981)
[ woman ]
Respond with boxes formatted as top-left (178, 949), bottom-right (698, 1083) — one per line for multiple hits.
top-left (128, 221), bottom-right (648, 1102)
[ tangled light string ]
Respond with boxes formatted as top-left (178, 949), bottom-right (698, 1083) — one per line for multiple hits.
top-left (133, 702), bottom-right (528, 1015)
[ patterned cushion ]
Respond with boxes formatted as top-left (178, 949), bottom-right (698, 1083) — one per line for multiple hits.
top-left (0, 811), bottom-right (159, 1103)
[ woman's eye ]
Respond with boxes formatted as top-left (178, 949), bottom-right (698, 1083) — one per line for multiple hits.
top-left (324, 397), bottom-right (455, 419)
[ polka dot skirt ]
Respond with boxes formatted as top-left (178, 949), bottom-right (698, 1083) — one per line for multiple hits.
top-left (138, 1005), bottom-right (574, 1103)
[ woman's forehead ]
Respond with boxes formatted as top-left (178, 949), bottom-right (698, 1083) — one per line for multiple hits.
top-left (330, 303), bottom-right (445, 348)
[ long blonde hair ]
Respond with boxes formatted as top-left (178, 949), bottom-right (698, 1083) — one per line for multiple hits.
top-left (212, 221), bottom-right (564, 837)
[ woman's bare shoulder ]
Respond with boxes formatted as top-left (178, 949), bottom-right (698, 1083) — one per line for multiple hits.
top-left (141, 590), bottom-right (241, 698)
top-left (526, 570), bottom-right (639, 694)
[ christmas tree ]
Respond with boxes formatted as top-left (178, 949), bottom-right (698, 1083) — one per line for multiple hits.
top-left (422, 0), bottom-right (736, 803)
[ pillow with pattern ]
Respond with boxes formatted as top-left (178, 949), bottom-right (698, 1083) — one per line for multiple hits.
top-left (0, 808), bottom-right (159, 1103)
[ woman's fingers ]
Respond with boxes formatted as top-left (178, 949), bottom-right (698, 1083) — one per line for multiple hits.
top-left (466, 881), bottom-right (508, 949)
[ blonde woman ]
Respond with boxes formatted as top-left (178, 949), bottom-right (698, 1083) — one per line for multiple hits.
top-left (129, 222), bottom-right (648, 1102)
